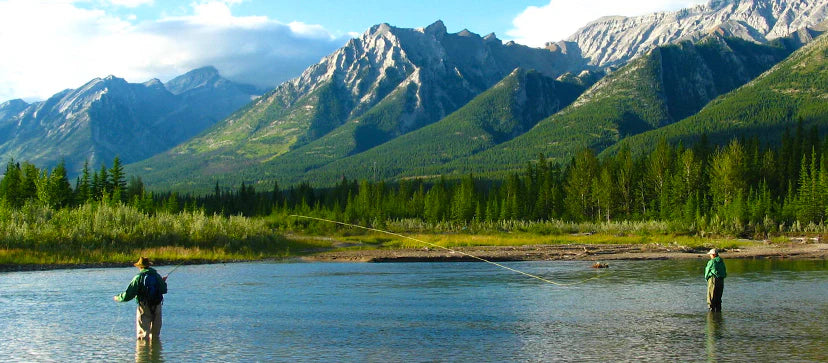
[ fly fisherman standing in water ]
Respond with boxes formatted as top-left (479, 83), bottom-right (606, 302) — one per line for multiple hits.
top-left (114, 257), bottom-right (168, 340)
top-left (705, 249), bottom-right (727, 312)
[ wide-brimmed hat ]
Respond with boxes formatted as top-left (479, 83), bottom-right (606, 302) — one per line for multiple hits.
top-left (134, 257), bottom-right (151, 268)
top-left (707, 248), bottom-right (718, 255)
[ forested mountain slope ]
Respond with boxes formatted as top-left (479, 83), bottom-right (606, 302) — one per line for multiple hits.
top-left (603, 33), bottom-right (828, 156)
top-left (291, 69), bottom-right (590, 184)
top-left (430, 34), bottom-right (808, 177)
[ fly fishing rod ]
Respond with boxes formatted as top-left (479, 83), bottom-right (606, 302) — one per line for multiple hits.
top-left (164, 261), bottom-right (186, 279)
top-left (291, 215), bottom-right (605, 287)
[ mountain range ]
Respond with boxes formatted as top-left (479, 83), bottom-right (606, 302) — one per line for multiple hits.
top-left (0, 67), bottom-right (260, 173)
top-left (561, 0), bottom-right (828, 68)
top-left (2, 0), bottom-right (826, 192)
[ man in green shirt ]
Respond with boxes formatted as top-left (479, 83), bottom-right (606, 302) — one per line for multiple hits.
top-left (114, 257), bottom-right (168, 340)
top-left (705, 249), bottom-right (727, 312)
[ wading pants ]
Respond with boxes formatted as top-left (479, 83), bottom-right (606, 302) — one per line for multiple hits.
top-left (136, 303), bottom-right (162, 340)
top-left (707, 277), bottom-right (724, 311)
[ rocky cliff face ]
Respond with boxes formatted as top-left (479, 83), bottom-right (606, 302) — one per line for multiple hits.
top-left (560, 0), bottom-right (828, 68)
top-left (0, 68), bottom-right (260, 174)
top-left (270, 20), bottom-right (584, 135)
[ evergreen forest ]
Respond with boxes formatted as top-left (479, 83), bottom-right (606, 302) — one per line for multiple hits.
top-left (4, 125), bottom-right (828, 240)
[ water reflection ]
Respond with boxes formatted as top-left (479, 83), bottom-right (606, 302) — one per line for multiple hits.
top-left (135, 339), bottom-right (163, 363)
top-left (706, 312), bottom-right (724, 362)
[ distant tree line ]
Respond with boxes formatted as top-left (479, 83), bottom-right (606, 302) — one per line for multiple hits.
top-left (0, 157), bottom-right (163, 212)
top-left (199, 124), bottom-right (827, 236)
top-left (2, 125), bottom-right (827, 237)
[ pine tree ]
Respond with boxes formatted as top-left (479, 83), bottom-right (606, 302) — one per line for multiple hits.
top-left (49, 161), bottom-right (73, 208)
top-left (19, 162), bottom-right (38, 202)
top-left (450, 174), bottom-right (476, 222)
top-left (272, 180), bottom-right (283, 208)
top-left (646, 139), bottom-right (673, 219)
top-left (76, 160), bottom-right (92, 203)
top-left (615, 147), bottom-right (635, 219)
top-left (593, 164), bottom-right (616, 222)
top-left (709, 140), bottom-right (748, 221)
top-left (126, 176), bottom-right (145, 201)
top-left (564, 149), bottom-right (599, 221)
top-left (672, 149), bottom-right (701, 220)
top-left (97, 164), bottom-right (110, 200)
top-left (424, 178), bottom-right (448, 223)
top-left (795, 148), bottom-right (822, 223)
top-left (0, 160), bottom-right (23, 207)
top-left (109, 157), bottom-right (127, 202)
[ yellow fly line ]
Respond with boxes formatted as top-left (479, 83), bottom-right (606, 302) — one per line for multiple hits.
top-left (291, 215), bottom-right (605, 287)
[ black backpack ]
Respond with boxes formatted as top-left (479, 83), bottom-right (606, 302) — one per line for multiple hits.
top-left (139, 271), bottom-right (164, 306)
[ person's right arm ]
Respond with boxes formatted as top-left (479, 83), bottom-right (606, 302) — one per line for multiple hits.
top-left (113, 274), bottom-right (141, 302)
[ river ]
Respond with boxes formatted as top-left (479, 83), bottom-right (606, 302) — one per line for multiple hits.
top-left (0, 259), bottom-right (825, 361)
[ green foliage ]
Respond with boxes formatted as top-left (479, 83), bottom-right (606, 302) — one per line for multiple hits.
top-left (607, 34), bottom-right (828, 158)
top-left (189, 132), bottom-right (828, 238)
top-left (0, 202), bottom-right (314, 266)
top-left (6, 128), bottom-right (828, 268)
top-left (0, 157), bottom-right (143, 210)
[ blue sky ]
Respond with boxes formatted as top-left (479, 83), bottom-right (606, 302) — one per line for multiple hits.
top-left (0, 0), bottom-right (705, 103)
top-left (80, 0), bottom-right (532, 38)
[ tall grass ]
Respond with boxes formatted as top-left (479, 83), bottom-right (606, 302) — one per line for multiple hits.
top-left (270, 213), bottom-right (762, 251)
top-left (0, 202), bottom-right (328, 266)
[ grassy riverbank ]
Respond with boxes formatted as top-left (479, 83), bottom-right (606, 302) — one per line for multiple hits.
top-left (0, 203), bottom-right (330, 269)
top-left (277, 215), bottom-right (782, 250)
top-left (1, 204), bottom-right (823, 270)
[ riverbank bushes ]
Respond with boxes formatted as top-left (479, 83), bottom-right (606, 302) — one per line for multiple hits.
top-left (0, 202), bottom-right (326, 266)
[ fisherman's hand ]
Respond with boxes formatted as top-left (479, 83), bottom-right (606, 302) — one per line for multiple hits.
top-left (113, 295), bottom-right (119, 302)
top-left (162, 276), bottom-right (167, 282)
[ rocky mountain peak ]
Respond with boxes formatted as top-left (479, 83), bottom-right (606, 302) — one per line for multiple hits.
top-left (1, 98), bottom-right (28, 110)
top-left (0, 99), bottom-right (28, 123)
top-left (457, 29), bottom-right (477, 38)
top-left (143, 78), bottom-right (164, 89)
top-left (165, 66), bottom-right (222, 95)
top-left (708, 0), bottom-right (735, 10)
top-left (565, 0), bottom-right (828, 68)
top-left (369, 23), bottom-right (394, 35)
top-left (422, 20), bottom-right (447, 35)
top-left (0, 65), bottom-right (260, 174)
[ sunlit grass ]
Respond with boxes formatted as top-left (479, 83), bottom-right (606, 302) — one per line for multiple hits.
top-left (322, 231), bottom-right (754, 252)
top-left (0, 202), bottom-right (330, 268)
top-left (1, 203), bottom-right (811, 268)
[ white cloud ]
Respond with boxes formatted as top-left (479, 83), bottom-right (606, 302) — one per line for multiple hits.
top-left (0, 0), bottom-right (347, 103)
top-left (107, 0), bottom-right (154, 8)
top-left (507, 0), bottom-right (707, 47)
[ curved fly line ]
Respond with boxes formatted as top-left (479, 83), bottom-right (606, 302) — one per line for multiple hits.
top-left (291, 215), bottom-right (606, 287)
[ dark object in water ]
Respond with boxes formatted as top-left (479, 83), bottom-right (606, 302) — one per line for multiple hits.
top-left (592, 262), bottom-right (609, 269)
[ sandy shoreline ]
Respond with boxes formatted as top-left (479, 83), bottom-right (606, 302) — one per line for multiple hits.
top-left (301, 242), bottom-right (828, 262)
top-left (2, 242), bottom-right (825, 272)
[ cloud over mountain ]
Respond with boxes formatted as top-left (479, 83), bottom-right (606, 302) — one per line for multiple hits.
top-left (507, 0), bottom-right (706, 46)
top-left (0, 0), bottom-right (347, 102)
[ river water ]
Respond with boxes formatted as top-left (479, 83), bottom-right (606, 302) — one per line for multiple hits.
top-left (0, 259), bottom-right (825, 362)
